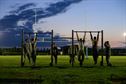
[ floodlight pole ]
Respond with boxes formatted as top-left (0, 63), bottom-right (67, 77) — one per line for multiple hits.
top-left (124, 34), bottom-right (126, 55)
top-left (124, 35), bottom-right (126, 48)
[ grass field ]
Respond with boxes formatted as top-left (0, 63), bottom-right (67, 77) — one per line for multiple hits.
top-left (0, 55), bottom-right (126, 84)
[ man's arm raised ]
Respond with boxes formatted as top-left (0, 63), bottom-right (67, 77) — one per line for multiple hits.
top-left (90, 32), bottom-right (93, 41)
top-left (97, 32), bottom-right (100, 41)
top-left (76, 31), bottom-right (79, 41)
top-left (83, 32), bottom-right (86, 43)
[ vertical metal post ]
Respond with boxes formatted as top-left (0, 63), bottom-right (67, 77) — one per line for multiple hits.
top-left (51, 29), bottom-right (53, 53)
top-left (21, 29), bottom-right (24, 67)
top-left (101, 30), bottom-right (104, 66)
top-left (50, 30), bottom-right (53, 66)
top-left (72, 30), bottom-right (74, 67)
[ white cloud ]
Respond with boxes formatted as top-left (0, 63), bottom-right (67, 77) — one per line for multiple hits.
top-left (17, 20), bottom-right (28, 26)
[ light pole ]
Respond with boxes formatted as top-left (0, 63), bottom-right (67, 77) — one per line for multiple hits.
top-left (124, 32), bottom-right (126, 48)
top-left (124, 32), bottom-right (126, 56)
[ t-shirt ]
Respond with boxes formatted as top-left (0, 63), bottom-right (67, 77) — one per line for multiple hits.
top-left (92, 39), bottom-right (98, 48)
top-left (78, 41), bottom-right (84, 51)
top-left (105, 45), bottom-right (111, 55)
top-left (52, 46), bottom-right (58, 55)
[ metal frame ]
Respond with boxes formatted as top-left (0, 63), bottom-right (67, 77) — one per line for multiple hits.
top-left (21, 29), bottom-right (104, 67)
top-left (21, 29), bottom-right (53, 67)
top-left (72, 30), bottom-right (104, 66)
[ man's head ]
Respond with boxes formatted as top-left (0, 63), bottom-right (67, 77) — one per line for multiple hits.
top-left (94, 36), bottom-right (96, 40)
top-left (31, 38), bottom-right (34, 41)
top-left (52, 43), bottom-right (56, 47)
top-left (25, 38), bottom-right (28, 42)
top-left (104, 41), bottom-right (109, 47)
top-left (79, 38), bottom-right (83, 42)
top-left (106, 41), bottom-right (109, 44)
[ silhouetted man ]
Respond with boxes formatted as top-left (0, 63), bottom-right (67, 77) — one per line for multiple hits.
top-left (68, 45), bottom-right (76, 64)
top-left (90, 32), bottom-right (99, 64)
top-left (104, 41), bottom-right (112, 66)
top-left (50, 43), bottom-right (58, 66)
top-left (76, 32), bottom-right (86, 66)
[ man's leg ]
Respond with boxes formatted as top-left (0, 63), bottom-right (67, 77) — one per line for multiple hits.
top-left (94, 55), bottom-right (97, 64)
top-left (92, 49), bottom-right (96, 64)
top-left (31, 52), bottom-right (35, 66)
top-left (78, 54), bottom-right (81, 66)
top-left (34, 54), bottom-right (36, 66)
top-left (50, 55), bottom-right (53, 66)
top-left (106, 55), bottom-right (112, 66)
top-left (94, 50), bottom-right (98, 64)
top-left (23, 52), bottom-right (26, 66)
top-left (55, 55), bottom-right (57, 64)
top-left (69, 54), bottom-right (72, 64)
top-left (27, 52), bottom-right (31, 63)
top-left (82, 54), bottom-right (84, 64)
top-left (106, 55), bottom-right (109, 65)
top-left (93, 53), bottom-right (96, 64)
top-left (80, 55), bottom-right (83, 67)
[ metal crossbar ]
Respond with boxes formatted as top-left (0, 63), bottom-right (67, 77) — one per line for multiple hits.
top-left (73, 30), bottom-right (102, 33)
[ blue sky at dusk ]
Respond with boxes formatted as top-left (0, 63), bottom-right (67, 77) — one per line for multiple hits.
top-left (0, 0), bottom-right (126, 47)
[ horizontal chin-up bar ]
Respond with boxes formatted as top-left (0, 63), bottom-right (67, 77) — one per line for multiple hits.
top-left (24, 32), bottom-right (52, 35)
top-left (53, 37), bottom-right (72, 39)
top-left (73, 30), bottom-right (103, 33)
top-left (37, 41), bottom-right (71, 43)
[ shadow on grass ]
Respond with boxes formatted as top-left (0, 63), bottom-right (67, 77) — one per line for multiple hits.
top-left (63, 74), bottom-right (107, 84)
top-left (109, 74), bottom-right (126, 84)
top-left (0, 78), bottom-right (44, 84)
top-left (0, 65), bottom-right (51, 69)
top-left (1, 64), bottom-right (125, 70)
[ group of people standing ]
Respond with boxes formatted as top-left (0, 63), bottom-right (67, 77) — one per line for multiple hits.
top-left (23, 35), bottom-right (37, 66)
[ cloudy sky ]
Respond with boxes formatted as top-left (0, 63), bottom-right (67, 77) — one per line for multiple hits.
top-left (0, 0), bottom-right (126, 47)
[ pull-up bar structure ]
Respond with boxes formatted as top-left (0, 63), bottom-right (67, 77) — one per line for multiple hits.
top-left (21, 29), bottom-right (104, 67)
top-left (21, 29), bottom-right (53, 67)
top-left (71, 30), bottom-right (104, 66)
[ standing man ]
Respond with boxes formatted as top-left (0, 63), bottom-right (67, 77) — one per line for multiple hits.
top-left (90, 32), bottom-right (99, 64)
top-left (50, 43), bottom-right (58, 66)
top-left (104, 41), bottom-right (112, 66)
top-left (31, 34), bottom-right (37, 66)
top-left (68, 45), bottom-right (76, 64)
top-left (76, 32), bottom-right (86, 66)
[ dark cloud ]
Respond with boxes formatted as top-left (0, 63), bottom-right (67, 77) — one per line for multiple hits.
top-left (0, 14), bottom-right (19, 30)
top-left (0, 0), bottom-right (82, 31)
top-left (10, 3), bottom-right (36, 14)
top-left (0, 0), bottom-right (82, 47)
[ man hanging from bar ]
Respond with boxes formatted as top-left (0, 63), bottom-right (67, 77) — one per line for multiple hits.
top-left (31, 33), bottom-right (37, 67)
top-left (90, 32), bottom-right (99, 64)
top-left (76, 32), bottom-right (86, 67)
top-left (23, 38), bottom-right (31, 66)
top-left (50, 43), bottom-right (58, 66)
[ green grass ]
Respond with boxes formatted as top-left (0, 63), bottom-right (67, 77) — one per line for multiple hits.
top-left (0, 55), bottom-right (126, 84)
